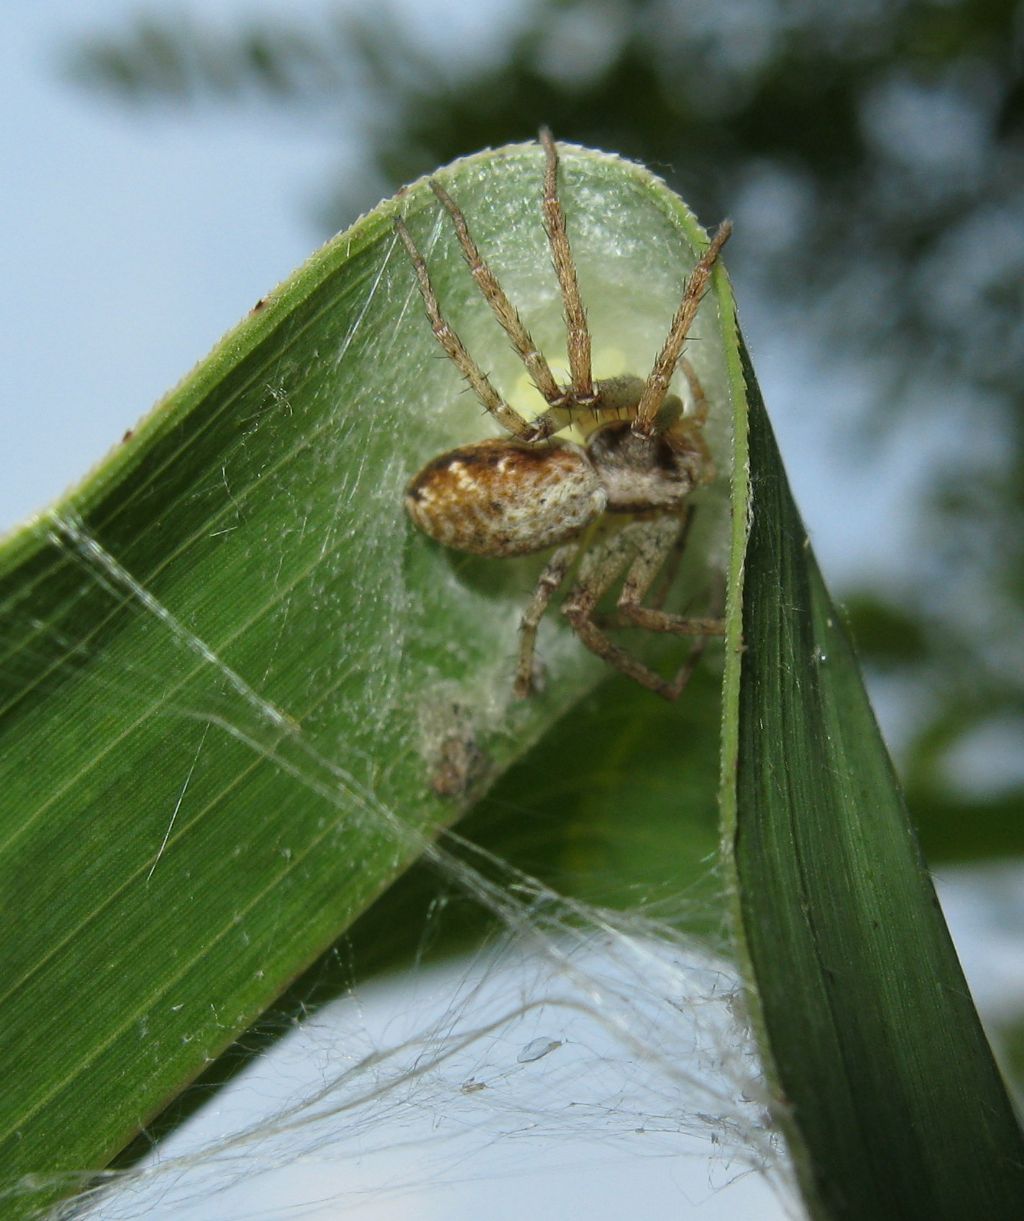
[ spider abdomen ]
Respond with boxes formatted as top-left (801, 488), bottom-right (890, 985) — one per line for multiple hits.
top-left (405, 437), bottom-right (605, 558)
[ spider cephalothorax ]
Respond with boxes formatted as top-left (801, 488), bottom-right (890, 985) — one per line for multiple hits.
top-left (398, 130), bottom-right (730, 700)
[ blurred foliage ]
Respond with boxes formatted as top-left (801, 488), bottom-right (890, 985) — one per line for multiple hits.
top-left (66, 0), bottom-right (1024, 856)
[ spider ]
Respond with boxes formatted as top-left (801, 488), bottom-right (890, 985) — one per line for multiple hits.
top-left (397, 129), bottom-right (731, 701)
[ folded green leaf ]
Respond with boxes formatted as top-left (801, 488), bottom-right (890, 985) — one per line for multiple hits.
top-left (0, 142), bottom-right (731, 1215)
top-left (2, 136), bottom-right (1020, 1221)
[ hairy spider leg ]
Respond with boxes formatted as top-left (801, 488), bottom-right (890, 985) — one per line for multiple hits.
top-left (395, 217), bottom-right (568, 442)
top-left (601, 360), bottom-right (712, 617)
top-left (612, 515), bottom-right (726, 639)
top-left (678, 357), bottom-right (710, 430)
top-left (514, 540), bottom-right (582, 699)
top-left (592, 355), bottom-right (710, 618)
top-left (643, 504), bottom-right (696, 614)
top-left (395, 218), bottom-right (541, 440)
top-left (562, 516), bottom-right (725, 700)
top-left (539, 127), bottom-right (594, 403)
top-left (633, 222), bottom-right (733, 435)
top-left (429, 180), bottom-right (565, 408)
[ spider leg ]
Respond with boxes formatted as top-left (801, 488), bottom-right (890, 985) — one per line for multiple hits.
top-left (634, 358), bottom-right (712, 610)
top-left (592, 508), bottom-right (695, 623)
top-left (539, 128), bottom-right (594, 404)
top-left (561, 522), bottom-right (676, 698)
top-left (396, 218), bottom-right (539, 441)
top-left (430, 181), bottom-right (567, 419)
top-left (563, 517), bottom-right (724, 701)
top-left (633, 222), bottom-right (732, 436)
top-left (514, 540), bottom-right (581, 698)
top-left (679, 357), bottom-right (709, 430)
top-left (655, 357), bottom-right (716, 488)
top-left (614, 515), bottom-right (726, 640)
top-left (649, 504), bottom-right (696, 612)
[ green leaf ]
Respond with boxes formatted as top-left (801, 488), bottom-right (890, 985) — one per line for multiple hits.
top-left (3, 134), bottom-right (1022, 1221)
top-left (0, 142), bottom-right (731, 1215)
top-left (721, 335), bottom-right (1024, 1218)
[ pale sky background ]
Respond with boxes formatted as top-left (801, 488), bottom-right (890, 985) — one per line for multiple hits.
top-left (3, 3), bottom-right (1021, 1218)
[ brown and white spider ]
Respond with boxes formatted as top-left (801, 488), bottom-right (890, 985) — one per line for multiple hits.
top-left (397, 130), bottom-right (731, 701)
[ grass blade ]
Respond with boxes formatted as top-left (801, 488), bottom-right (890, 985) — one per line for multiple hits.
top-left (0, 142), bottom-right (730, 1215)
top-left (721, 335), bottom-right (1024, 1218)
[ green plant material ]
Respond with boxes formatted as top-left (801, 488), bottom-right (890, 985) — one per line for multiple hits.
top-left (322, 662), bottom-right (728, 977)
top-left (0, 143), bottom-right (731, 1216)
top-left (131, 664), bottom-right (727, 1161)
top-left (3, 136), bottom-right (1022, 1221)
top-left (720, 335), bottom-right (1024, 1218)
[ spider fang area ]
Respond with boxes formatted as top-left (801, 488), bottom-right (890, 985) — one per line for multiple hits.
top-left (399, 130), bottom-right (731, 701)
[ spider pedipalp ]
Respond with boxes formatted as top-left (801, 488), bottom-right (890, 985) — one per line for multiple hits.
top-left (399, 130), bottom-right (730, 701)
